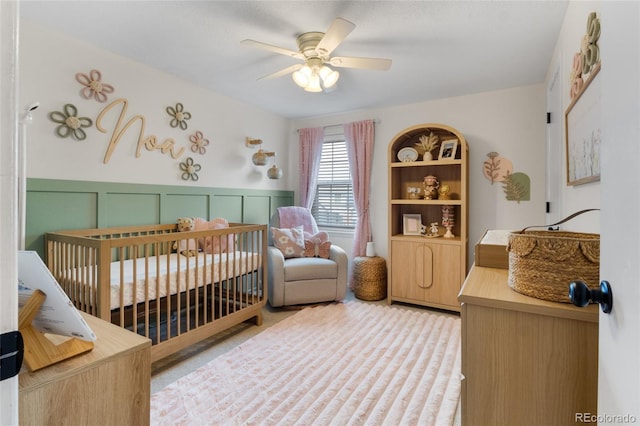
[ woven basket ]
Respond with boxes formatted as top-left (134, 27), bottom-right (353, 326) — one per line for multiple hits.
top-left (353, 256), bottom-right (387, 301)
top-left (507, 230), bottom-right (600, 303)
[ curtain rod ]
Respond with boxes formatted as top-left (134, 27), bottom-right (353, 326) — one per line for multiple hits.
top-left (295, 119), bottom-right (381, 132)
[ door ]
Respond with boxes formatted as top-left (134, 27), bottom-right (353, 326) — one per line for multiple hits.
top-left (0, 1), bottom-right (20, 424)
top-left (598, 2), bottom-right (640, 419)
top-left (546, 58), bottom-right (563, 225)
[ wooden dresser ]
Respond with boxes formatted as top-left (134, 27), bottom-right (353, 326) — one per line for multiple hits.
top-left (19, 312), bottom-right (151, 426)
top-left (458, 265), bottom-right (598, 426)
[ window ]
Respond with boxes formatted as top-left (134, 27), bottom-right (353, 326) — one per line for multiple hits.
top-left (311, 127), bottom-right (356, 229)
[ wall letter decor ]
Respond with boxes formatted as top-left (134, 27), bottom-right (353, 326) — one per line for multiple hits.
top-left (96, 98), bottom-right (186, 163)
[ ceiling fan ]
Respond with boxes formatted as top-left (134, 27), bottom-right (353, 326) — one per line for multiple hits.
top-left (241, 17), bottom-right (392, 92)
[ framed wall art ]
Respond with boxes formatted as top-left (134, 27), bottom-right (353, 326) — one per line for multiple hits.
top-left (439, 139), bottom-right (458, 160)
top-left (403, 214), bottom-right (422, 236)
top-left (565, 62), bottom-right (601, 186)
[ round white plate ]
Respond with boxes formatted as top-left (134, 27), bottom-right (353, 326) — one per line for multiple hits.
top-left (397, 147), bottom-right (418, 162)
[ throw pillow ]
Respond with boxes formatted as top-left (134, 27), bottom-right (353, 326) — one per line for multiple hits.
top-left (304, 231), bottom-right (329, 243)
top-left (304, 239), bottom-right (332, 258)
top-left (271, 226), bottom-right (305, 258)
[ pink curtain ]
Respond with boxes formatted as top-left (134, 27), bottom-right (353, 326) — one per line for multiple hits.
top-left (344, 120), bottom-right (374, 258)
top-left (298, 127), bottom-right (324, 209)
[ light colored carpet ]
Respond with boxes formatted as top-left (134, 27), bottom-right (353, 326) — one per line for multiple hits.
top-left (150, 300), bottom-right (461, 425)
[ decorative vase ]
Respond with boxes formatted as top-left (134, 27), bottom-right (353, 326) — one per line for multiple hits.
top-left (366, 242), bottom-right (376, 257)
top-left (267, 164), bottom-right (283, 179)
top-left (423, 151), bottom-right (433, 161)
top-left (252, 149), bottom-right (268, 166)
top-left (423, 175), bottom-right (439, 200)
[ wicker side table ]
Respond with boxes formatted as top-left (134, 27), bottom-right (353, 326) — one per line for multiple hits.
top-left (352, 256), bottom-right (387, 301)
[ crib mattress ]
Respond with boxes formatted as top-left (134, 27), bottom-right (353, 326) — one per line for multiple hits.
top-left (106, 251), bottom-right (260, 310)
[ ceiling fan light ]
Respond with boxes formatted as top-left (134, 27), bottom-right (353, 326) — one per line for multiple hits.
top-left (304, 73), bottom-right (322, 92)
top-left (292, 65), bottom-right (312, 88)
top-left (319, 66), bottom-right (339, 88)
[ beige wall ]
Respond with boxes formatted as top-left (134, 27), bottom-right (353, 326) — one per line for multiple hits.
top-left (291, 84), bottom-right (548, 268)
top-left (545, 1), bottom-right (602, 233)
top-left (18, 20), bottom-right (291, 191)
top-left (20, 18), bottom-right (554, 270)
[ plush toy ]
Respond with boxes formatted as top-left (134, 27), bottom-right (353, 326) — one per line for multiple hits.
top-left (175, 217), bottom-right (199, 257)
top-left (194, 217), bottom-right (235, 254)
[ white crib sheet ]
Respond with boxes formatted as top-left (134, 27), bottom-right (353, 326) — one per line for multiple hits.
top-left (108, 251), bottom-right (260, 310)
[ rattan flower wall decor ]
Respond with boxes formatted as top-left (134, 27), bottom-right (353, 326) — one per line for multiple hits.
top-left (166, 103), bottom-right (192, 130)
top-left (75, 69), bottom-right (115, 103)
top-left (570, 12), bottom-right (601, 99)
top-left (189, 130), bottom-right (210, 155)
top-left (49, 104), bottom-right (93, 141)
top-left (180, 157), bottom-right (201, 181)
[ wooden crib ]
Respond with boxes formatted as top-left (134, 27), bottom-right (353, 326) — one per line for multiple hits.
top-left (45, 222), bottom-right (267, 363)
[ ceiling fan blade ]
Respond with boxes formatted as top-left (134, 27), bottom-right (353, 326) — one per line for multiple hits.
top-left (258, 63), bottom-right (303, 80)
top-left (329, 56), bottom-right (392, 71)
top-left (241, 39), bottom-right (305, 60)
top-left (315, 17), bottom-right (356, 56)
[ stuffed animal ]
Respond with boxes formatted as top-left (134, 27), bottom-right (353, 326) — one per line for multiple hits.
top-left (175, 217), bottom-right (199, 257)
top-left (194, 217), bottom-right (235, 254)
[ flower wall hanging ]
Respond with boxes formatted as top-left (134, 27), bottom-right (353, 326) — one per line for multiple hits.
top-left (570, 12), bottom-right (601, 99)
top-left (502, 171), bottom-right (531, 203)
top-left (180, 157), bottom-right (201, 181)
top-left (166, 103), bottom-right (192, 130)
top-left (49, 104), bottom-right (93, 140)
top-left (189, 130), bottom-right (210, 154)
top-left (482, 151), bottom-right (529, 202)
top-left (75, 69), bottom-right (114, 103)
top-left (483, 152), bottom-right (513, 185)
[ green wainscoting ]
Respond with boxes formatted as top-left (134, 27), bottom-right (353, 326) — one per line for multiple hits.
top-left (26, 178), bottom-right (294, 257)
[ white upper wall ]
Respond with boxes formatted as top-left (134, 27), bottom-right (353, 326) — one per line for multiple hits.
top-left (18, 20), bottom-right (290, 190)
top-left (20, 17), bottom-right (555, 267)
top-left (291, 84), bottom-right (548, 264)
top-left (546, 1), bottom-right (601, 232)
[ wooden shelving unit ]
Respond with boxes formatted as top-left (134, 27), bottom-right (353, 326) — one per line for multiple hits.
top-left (387, 123), bottom-right (468, 312)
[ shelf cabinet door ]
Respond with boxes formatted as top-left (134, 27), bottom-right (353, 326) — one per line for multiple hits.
top-left (391, 240), bottom-right (461, 307)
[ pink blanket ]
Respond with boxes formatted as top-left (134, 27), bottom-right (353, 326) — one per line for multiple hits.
top-left (277, 206), bottom-right (319, 235)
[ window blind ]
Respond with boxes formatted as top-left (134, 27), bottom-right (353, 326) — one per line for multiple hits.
top-left (311, 127), bottom-right (356, 229)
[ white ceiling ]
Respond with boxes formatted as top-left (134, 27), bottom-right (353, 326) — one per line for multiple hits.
top-left (20, 1), bottom-right (568, 119)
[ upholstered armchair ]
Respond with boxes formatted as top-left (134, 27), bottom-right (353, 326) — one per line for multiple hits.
top-left (267, 206), bottom-right (348, 307)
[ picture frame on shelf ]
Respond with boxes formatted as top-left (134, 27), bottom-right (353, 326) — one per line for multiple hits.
top-left (565, 62), bottom-right (601, 186)
top-left (403, 214), bottom-right (422, 236)
top-left (439, 139), bottom-right (458, 160)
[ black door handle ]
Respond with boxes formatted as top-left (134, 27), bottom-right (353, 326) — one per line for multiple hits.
top-left (569, 280), bottom-right (613, 314)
